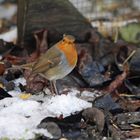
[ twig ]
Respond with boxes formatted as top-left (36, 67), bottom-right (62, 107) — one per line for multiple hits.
top-left (123, 50), bottom-right (136, 65)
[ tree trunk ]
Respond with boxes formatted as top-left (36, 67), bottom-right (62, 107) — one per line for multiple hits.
top-left (17, 0), bottom-right (93, 52)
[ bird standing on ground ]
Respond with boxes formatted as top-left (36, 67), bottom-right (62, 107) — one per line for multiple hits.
top-left (20, 35), bottom-right (78, 94)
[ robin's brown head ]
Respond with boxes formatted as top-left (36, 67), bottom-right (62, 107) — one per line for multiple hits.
top-left (63, 34), bottom-right (75, 43)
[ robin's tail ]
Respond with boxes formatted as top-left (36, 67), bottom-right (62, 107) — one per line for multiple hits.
top-left (7, 62), bottom-right (35, 71)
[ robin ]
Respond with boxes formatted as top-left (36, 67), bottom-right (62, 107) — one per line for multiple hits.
top-left (18, 35), bottom-right (78, 94)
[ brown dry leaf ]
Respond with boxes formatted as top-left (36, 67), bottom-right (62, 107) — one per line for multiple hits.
top-left (112, 94), bottom-right (140, 111)
top-left (0, 63), bottom-right (5, 75)
top-left (3, 54), bottom-right (25, 65)
top-left (3, 29), bottom-right (48, 66)
top-left (104, 64), bottom-right (129, 93)
top-left (125, 129), bottom-right (140, 138)
top-left (108, 124), bottom-right (125, 139)
top-left (23, 70), bottom-right (48, 93)
top-left (27, 29), bottom-right (48, 63)
top-left (126, 100), bottom-right (140, 111)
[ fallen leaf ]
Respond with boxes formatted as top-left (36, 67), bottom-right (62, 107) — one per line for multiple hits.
top-left (19, 93), bottom-right (32, 100)
top-left (27, 29), bottom-right (48, 63)
top-left (104, 64), bottom-right (129, 93)
top-left (125, 129), bottom-right (140, 138)
top-left (0, 63), bottom-right (5, 75)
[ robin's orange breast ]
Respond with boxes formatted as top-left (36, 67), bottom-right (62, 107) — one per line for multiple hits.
top-left (57, 41), bottom-right (77, 67)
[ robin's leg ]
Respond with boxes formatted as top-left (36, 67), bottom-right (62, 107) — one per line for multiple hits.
top-left (50, 80), bottom-right (59, 95)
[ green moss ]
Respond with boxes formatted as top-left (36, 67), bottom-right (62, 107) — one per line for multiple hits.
top-left (119, 23), bottom-right (140, 44)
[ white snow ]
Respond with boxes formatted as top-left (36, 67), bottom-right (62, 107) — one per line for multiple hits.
top-left (0, 97), bottom-right (52, 139)
top-left (43, 94), bottom-right (92, 117)
top-left (8, 77), bottom-right (26, 97)
top-left (0, 4), bottom-right (17, 43)
top-left (0, 27), bottom-right (17, 43)
top-left (13, 77), bottom-right (27, 87)
top-left (0, 82), bottom-right (91, 139)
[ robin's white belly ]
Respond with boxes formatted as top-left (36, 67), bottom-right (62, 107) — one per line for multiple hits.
top-left (44, 53), bottom-right (76, 81)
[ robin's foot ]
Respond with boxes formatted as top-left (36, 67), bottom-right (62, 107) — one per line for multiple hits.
top-left (50, 80), bottom-right (59, 95)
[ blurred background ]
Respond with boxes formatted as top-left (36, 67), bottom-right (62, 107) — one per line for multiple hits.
top-left (70, 0), bottom-right (140, 39)
top-left (0, 0), bottom-right (140, 42)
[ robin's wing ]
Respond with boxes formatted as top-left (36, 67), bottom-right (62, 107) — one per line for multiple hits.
top-left (32, 56), bottom-right (61, 74)
top-left (17, 62), bottom-right (35, 70)
top-left (32, 45), bottom-right (62, 74)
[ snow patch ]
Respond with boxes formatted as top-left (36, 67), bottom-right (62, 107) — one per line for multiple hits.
top-left (0, 94), bottom-right (91, 139)
top-left (43, 94), bottom-right (92, 117)
top-left (0, 27), bottom-right (17, 42)
top-left (13, 77), bottom-right (26, 87)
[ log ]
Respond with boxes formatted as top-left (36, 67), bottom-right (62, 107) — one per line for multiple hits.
top-left (17, 0), bottom-right (93, 51)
